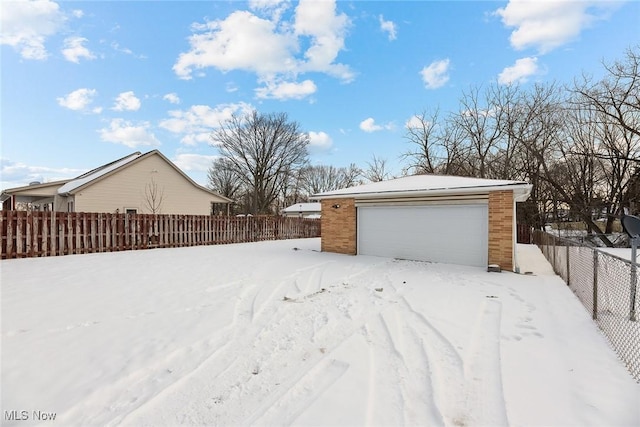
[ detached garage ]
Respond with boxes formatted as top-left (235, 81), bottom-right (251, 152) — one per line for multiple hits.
top-left (312, 175), bottom-right (531, 271)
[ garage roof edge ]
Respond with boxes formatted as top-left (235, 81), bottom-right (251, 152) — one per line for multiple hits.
top-left (313, 183), bottom-right (532, 202)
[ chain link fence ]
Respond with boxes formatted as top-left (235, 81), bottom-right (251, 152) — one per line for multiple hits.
top-left (533, 230), bottom-right (640, 382)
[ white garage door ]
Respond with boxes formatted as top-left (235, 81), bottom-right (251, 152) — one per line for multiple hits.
top-left (357, 204), bottom-right (488, 267)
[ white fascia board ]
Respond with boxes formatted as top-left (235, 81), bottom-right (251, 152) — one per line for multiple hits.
top-left (312, 184), bottom-right (533, 202)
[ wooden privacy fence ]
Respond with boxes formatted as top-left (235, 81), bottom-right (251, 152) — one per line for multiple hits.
top-left (516, 223), bottom-right (532, 244)
top-left (1, 211), bottom-right (321, 259)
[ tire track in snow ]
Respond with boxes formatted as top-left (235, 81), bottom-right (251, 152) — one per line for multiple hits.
top-left (246, 358), bottom-right (350, 426)
top-left (117, 260), bottom-right (413, 426)
top-left (223, 266), bottom-right (400, 424)
top-left (396, 293), bottom-right (509, 426)
top-left (240, 268), bottom-right (400, 425)
top-left (250, 261), bottom-right (335, 322)
top-left (363, 314), bottom-right (405, 426)
top-left (458, 299), bottom-right (509, 427)
top-left (378, 309), bottom-right (445, 426)
top-left (58, 326), bottom-right (234, 427)
top-left (395, 294), bottom-right (466, 425)
top-left (57, 279), bottom-right (254, 426)
top-left (62, 274), bottom-right (266, 426)
top-left (119, 260), bottom-right (351, 425)
top-left (118, 273), bottom-right (295, 425)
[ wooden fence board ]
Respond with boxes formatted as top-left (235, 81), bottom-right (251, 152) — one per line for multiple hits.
top-left (0, 211), bottom-right (320, 259)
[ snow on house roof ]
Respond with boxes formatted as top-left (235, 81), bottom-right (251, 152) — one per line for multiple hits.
top-left (312, 174), bottom-right (532, 201)
top-left (282, 202), bottom-right (321, 213)
top-left (57, 152), bottom-right (143, 194)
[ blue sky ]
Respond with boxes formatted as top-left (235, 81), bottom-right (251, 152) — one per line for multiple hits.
top-left (1, 0), bottom-right (639, 189)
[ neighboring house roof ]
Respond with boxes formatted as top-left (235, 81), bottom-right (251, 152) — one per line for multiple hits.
top-left (0, 179), bottom-right (71, 203)
top-left (1, 150), bottom-right (233, 203)
top-left (282, 202), bottom-right (321, 213)
top-left (57, 152), bottom-right (142, 194)
top-left (57, 150), bottom-right (231, 202)
top-left (312, 174), bottom-right (532, 202)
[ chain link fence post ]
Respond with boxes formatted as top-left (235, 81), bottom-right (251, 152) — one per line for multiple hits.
top-left (534, 230), bottom-right (638, 382)
top-left (566, 243), bottom-right (570, 287)
top-left (631, 237), bottom-right (638, 322)
top-left (552, 234), bottom-right (557, 274)
top-left (592, 249), bottom-right (598, 321)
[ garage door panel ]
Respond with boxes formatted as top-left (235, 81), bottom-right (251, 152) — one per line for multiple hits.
top-left (357, 205), bottom-right (488, 267)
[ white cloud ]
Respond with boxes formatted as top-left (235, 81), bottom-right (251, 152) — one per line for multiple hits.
top-left (112, 91), bottom-right (141, 111)
top-left (293, 0), bottom-right (353, 80)
top-left (379, 15), bottom-right (397, 40)
top-left (255, 79), bottom-right (317, 100)
top-left (110, 41), bottom-right (147, 59)
top-left (249, 0), bottom-right (289, 10)
top-left (249, 0), bottom-right (290, 21)
top-left (99, 119), bottom-right (160, 148)
top-left (173, 153), bottom-right (219, 172)
top-left (359, 117), bottom-right (393, 133)
top-left (61, 36), bottom-right (95, 63)
top-left (173, 11), bottom-right (297, 80)
top-left (159, 102), bottom-right (253, 146)
top-left (57, 88), bottom-right (97, 111)
top-left (498, 56), bottom-right (539, 84)
top-left (495, 0), bottom-right (620, 53)
top-left (406, 115), bottom-right (425, 130)
top-left (360, 118), bottom-right (381, 133)
top-left (71, 9), bottom-right (83, 18)
top-left (173, 0), bottom-right (353, 95)
top-left (420, 59), bottom-right (450, 89)
top-left (308, 131), bottom-right (332, 151)
top-left (0, 0), bottom-right (67, 60)
top-left (163, 93), bottom-right (181, 104)
top-left (1, 157), bottom-right (84, 188)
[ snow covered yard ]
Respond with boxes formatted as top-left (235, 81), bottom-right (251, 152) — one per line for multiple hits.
top-left (2, 238), bottom-right (639, 427)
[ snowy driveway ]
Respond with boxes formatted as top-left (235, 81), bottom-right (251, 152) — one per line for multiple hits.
top-left (2, 238), bottom-right (638, 426)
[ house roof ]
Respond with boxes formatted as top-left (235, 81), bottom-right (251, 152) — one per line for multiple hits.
top-left (2, 150), bottom-right (233, 203)
top-left (57, 150), bottom-right (232, 202)
top-left (57, 152), bottom-right (142, 194)
top-left (0, 179), bottom-right (71, 203)
top-left (311, 174), bottom-right (532, 202)
top-left (282, 202), bottom-right (321, 213)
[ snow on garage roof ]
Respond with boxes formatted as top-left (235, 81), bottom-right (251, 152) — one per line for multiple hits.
top-left (282, 202), bottom-right (321, 213)
top-left (312, 174), bottom-right (532, 201)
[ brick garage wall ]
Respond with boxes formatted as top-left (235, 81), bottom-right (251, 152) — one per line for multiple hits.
top-left (320, 198), bottom-right (357, 255)
top-left (488, 190), bottom-right (514, 271)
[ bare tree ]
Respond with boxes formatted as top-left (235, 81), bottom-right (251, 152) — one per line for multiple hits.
top-left (572, 46), bottom-right (640, 139)
top-left (143, 177), bottom-right (165, 214)
top-left (395, 48), bottom-right (639, 246)
top-left (207, 157), bottom-right (243, 200)
top-left (402, 109), bottom-right (441, 174)
top-left (453, 85), bottom-right (506, 178)
top-left (433, 120), bottom-right (470, 176)
top-left (211, 111), bottom-right (309, 214)
top-left (570, 47), bottom-right (640, 231)
top-left (363, 154), bottom-right (391, 182)
top-left (509, 83), bottom-right (616, 245)
top-left (342, 163), bottom-right (363, 187)
top-left (299, 164), bottom-right (362, 196)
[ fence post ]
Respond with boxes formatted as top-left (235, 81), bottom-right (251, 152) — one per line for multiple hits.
top-left (552, 234), bottom-right (557, 274)
top-left (592, 249), bottom-right (598, 320)
top-left (566, 243), bottom-right (570, 287)
top-left (630, 237), bottom-right (638, 322)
